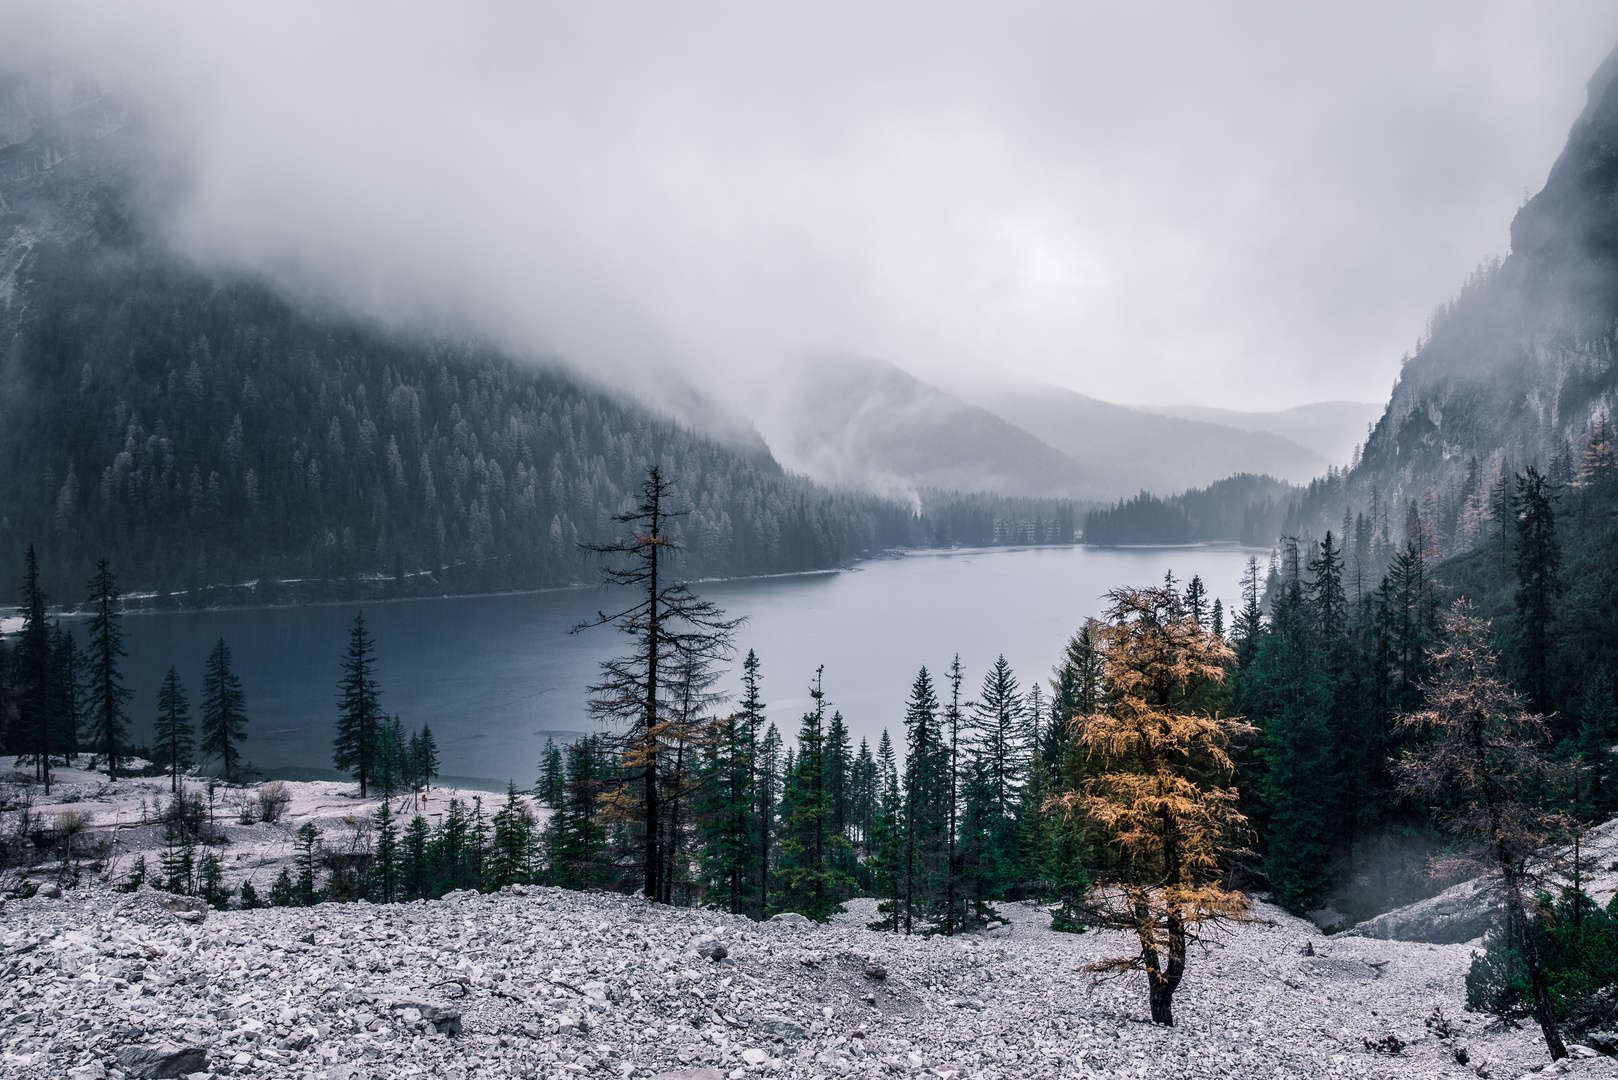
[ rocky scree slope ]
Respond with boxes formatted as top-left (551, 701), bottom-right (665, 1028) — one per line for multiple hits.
top-left (4, 886), bottom-right (1617, 1080)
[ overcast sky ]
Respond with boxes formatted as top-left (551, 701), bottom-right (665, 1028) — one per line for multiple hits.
top-left (7, 2), bottom-right (1618, 412)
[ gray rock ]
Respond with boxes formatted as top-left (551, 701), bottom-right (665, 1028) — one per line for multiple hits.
top-left (751, 1016), bottom-right (808, 1041)
top-left (37, 882), bottom-right (63, 898)
top-left (648, 1070), bottom-right (724, 1080)
top-left (769, 911), bottom-right (813, 927)
top-left (1348, 876), bottom-right (1496, 944)
top-left (114, 1042), bottom-right (208, 1078)
top-left (388, 998), bottom-right (462, 1035)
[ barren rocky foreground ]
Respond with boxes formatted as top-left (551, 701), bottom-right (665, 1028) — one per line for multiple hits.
top-left (5, 881), bottom-right (1618, 1080)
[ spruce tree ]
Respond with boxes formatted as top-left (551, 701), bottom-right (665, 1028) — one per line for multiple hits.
top-left (153, 667), bottom-right (195, 794)
top-left (774, 668), bottom-right (852, 920)
top-left (547, 738), bottom-right (610, 888)
top-left (417, 723), bottom-right (441, 794)
top-left (698, 660), bottom-right (759, 915)
top-left (538, 738), bottom-right (565, 807)
top-left (899, 665), bottom-right (946, 933)
top-left (490, 782), bottom-right (536, 887)
top-left (333, 612), bottom-right (384, 797)
top-left (85, 559), bottom-right (131, 781)
top-left (373, 798), bottom-right (401, 903)
top-left (942, 655), bottom-right (966, 934)
top-left (199, 638), bottom-right (249, 783)
top-left (757, 722), bottom-right (783, 913)
top-left (966, 655), bottom-right (1027, 902)
top-left (294, 821), bottom-right (321, 905)
top-left (1514, 466), bottom-right (1562, 717)
top-left (1249, 564), bottom-right (1335, 911)
top-left (18, 546), bottom-right (55, 791)
top-left (868, 729), bottom-right (903, 931)
top-left (402, 814), bottom-right (433, 899)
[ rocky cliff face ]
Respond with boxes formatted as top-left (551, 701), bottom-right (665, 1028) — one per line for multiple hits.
top-left (1342, 42), bottom-right (1618, 526)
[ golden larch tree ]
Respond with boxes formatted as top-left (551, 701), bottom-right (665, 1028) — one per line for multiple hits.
top-left (1053, 585), bottom-right (1255, 1025)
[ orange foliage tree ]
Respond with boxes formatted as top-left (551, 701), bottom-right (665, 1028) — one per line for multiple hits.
top-left (1053, 585), bottom-right (1255, 1025)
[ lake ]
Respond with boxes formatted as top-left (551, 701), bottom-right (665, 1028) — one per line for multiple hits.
top-left (107, 544), bottom-right (1261, 788)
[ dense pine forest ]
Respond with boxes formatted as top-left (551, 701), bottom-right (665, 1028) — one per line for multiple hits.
top-left (1081, 473), bottom-right (1295, 546)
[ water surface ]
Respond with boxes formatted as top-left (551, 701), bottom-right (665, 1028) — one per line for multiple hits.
top-left (109, 545), bottom-right (1260, 787)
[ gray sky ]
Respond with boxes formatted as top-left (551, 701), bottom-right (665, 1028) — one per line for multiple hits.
top-left (7, 2), bottom-right (1618, 412)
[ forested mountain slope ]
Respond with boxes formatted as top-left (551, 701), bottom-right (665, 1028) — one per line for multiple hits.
top-left (0, 90), bottom-right (936, 604)
top-left (1286, 42), bottom-right (1618, 558)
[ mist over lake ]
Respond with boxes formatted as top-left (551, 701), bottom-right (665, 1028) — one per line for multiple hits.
top-left (110, 545), bottom-right (1258, 788)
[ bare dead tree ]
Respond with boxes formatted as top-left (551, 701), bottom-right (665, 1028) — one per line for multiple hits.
top-left (1393, 601), bottom-right (1570, 1061)
top-left (572, 467), bottom-right (740, 902)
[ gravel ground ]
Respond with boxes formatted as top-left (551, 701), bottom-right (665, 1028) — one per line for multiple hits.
top-left (4, 882), bottom-right (1617, 1080)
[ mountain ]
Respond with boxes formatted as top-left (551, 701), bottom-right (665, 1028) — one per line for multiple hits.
top-left (966, 383), bottom-right (1329, 493)
top-left (1284, 41), bottom-right (1618, 557)
top-left (756, 355), bottom-right (1100, 501)
top-left (0, 89), bottom-right (939, 603)
top-left (1082, 473), bottom-right (1297, 547)
top-left (1140, 401), bottom-right (1383, 467)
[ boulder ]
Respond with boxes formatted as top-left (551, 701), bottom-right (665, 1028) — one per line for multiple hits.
top-left (1347, 876), bottom-right (1496, 944)
top-left (769, 911), bottom-right (812, 927)
top-left (387, 999), bottom-right (462, 1036)
top-left (115, 1042), bottom-right (208, 1078)
top-left (648, 1071), bottom-right (723, 1080)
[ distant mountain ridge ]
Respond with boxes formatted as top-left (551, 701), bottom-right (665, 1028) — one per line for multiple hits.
top-left (1140, 401), bottom-right (1383, 467)
top-left (757, 356), bottom-right (1100, 501)
top-left (966, 383), bottom-right (1329, 493)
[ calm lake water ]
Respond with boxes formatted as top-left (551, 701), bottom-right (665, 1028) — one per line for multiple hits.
top-left (108, 545), bottom-right (1260, 788)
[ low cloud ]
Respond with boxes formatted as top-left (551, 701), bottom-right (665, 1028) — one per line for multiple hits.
top-left (4, 1), bottom-right (1616, 419)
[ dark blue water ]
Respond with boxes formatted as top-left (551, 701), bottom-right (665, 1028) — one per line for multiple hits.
top-left (105, 545), bottom-right (1259, 788)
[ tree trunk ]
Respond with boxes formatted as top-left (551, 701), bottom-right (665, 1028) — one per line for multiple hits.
top-left (1148, 969), bottom-right (1175, 1026)
top-left (1505, 867), bottom-right (1568, 1060)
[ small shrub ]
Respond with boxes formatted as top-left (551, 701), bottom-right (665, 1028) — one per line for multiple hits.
top-left (239, 880), bottom-right (261, 909)
top-left (117, 854), bottom-right (148, 893)
top-left (256, 782), bottom-right (292, 824)
top-left (1467, 888), bottom-right (1618, 1029)
top-left (269, 867), bottom-right (297, 907)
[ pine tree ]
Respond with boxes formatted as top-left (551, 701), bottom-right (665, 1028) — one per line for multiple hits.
top-left (547, 738), bottom-right (611, 888)
top-left (1056, 586), bottom-right (1255, 1026)
top-left (1249, 566), bottom-right (1335, 911)
top-left (1184, 574), bottom-right (1208, 628)
top-left (1232, 556), bottom-right (1266, 668)
top-left (942, 656), bottom-right (966, 934)
top-left (294, 821), bottom-right (321, 905)
top-left (899, 665), bottom-right (946, 933)
top-left (199, 849), bottom-right (232, 910)
top-left (18, 547), bottom-right (55, 791)
top-left (402, 814), bottom-right (433, 899)
top-left (1514, 466), bottom-right (1562, 717)
top-left (333, 612), bottom-right (384, 797)
top-left (153, 667), bottom-right (195, 794)
top-left (774, 668), bottom-right (853, 921)
top-left (490, 782), bottom-right (536, 887)
top-left (867, 730), bottom-right (904, 932)
top-left (698, 655), bottom-right (759, 915)
top-left (1578, 671), bottom-right (1618, 816)
top-left (1210, 598), bottom-right (1225, 639)
top-left (757, 722), bottom-right (783, 913)
top-left (417, 723), bottom-right (441, 795)
top-left (538, 738), bottom-right (565, 807)
top-left (199, 638), bottom-right (249, 783)
top-left (85, 559), bottom-right (131, 781)
top-left (373, 798), bottom-right (401, 903)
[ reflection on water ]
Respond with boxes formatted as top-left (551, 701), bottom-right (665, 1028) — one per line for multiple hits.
top-left (108, 545), bottom-right (1260, 786)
